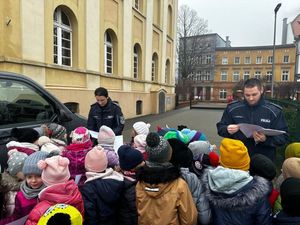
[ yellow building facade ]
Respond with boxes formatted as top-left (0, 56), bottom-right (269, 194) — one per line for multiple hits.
top-left (0, 0), bottom-right (177, 118)
top-left (213, 44), bottom-right (296, 101)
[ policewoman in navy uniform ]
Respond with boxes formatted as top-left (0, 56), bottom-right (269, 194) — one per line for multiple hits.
top-left (87, 87), bottom-right (125, 135)
top-left (216, 78), bottom-right (289, 162)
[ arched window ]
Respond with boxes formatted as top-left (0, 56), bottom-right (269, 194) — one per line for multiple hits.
top-left (167, 5), bottom-right (173, 37)
top-left (136, 100), bottom-right (142, 115)
top-left (165, 59), bottom-right (170, 84)
top-left (133, 46), bottom-right (139, 79)
top-left (104, 32), bottom-right (113, 74)
top-left (151, 53), bottom-right (158, 82)
top-left (53, 8), bottom-right (72, 66)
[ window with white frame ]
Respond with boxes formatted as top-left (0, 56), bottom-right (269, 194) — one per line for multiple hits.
top-left (133, 46), bottom-right (138, 79)
top-left (256, 56), bottom-right (262, 64)
top-left (222, 57), bottom-right (228, 64)
top-left (267, 56), bottom-right (273, 64)
top-left (254, 71), bottom-right (261, 79)
top-left (206, 55), bottom-right (211, 64)
top-left (234, 57), bottom-right (240, 64)
top-left (283, 55), bottom-right (289, 63)
top-left (243, 71), bottom-right (250, 80)
top-left (282, 70), bottom-right (289, 81)
top-left (221, 71), bottom-right (227, 81)
top-left (233, 71), bottom-right (240, 82)
top-left (202, 70), bottom-right (210, 80)
top-left (244, 56), bottom-right (251, 64)
top-left (53, 8), bottom-right (72, 66)
top-left (104, 32), bottom-right (113, 74)
top-left (266, 71), bottom-right (272, 82)
top-left (219, 89), bottom-right (227, 100)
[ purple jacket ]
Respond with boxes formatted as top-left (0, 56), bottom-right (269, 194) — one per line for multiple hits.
top-left (62, 141), bottom-right (92, 178)
top-left (0, 191), bottom-right (37, 225)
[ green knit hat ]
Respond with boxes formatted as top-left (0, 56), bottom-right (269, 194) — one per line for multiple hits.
top-left (163, 130), bottom-right (189, 144)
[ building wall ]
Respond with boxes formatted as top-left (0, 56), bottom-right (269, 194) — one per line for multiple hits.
top-left (0, 0), bottom-right (177, 118)
top-left (214, 45), bottom-right (296, 101)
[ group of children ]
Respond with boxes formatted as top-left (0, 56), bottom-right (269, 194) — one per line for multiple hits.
top-left (0, 121), bottom-right (299, 225)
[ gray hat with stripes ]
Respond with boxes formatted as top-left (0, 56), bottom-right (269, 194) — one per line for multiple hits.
top-left (22, 151), bottom-right (49, 176)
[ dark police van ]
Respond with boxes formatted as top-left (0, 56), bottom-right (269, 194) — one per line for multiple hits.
top-left (0, 71), bottom-right (87, 171)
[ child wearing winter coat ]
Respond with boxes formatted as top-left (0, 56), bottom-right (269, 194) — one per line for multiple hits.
top-left (133, 134), bottom-right (148, 160)
top-left (136, 132), bottom-right (197, 225)
top-left (168, 138), bottom-right (211, 225)
top-left (62, 126), bottom-right (93, 184)
top-left (117, 145), bottom-right (145, 225)
top-left (97, 125), bottom-right (119, 168)
top-left (249, 153), bottom-right (279, 209)
top-left (188, 140), bottom-right (219, 179)
top-left (273, 177), bottom-right (300, 224)
top-left (25, 155), bottom-right (84, 225)
top-left (7, 128), bottom-right (40, 155)
top-left (81, 145), bottom-right (124, 225)
top-left (41, 123), bottom-right (68, 150)
top-left (0, 151), bottom-right (48, 225)
top-left (204, 138), bottom-right (272, 225)
top-left (129, 121), bottom-right (151, 145)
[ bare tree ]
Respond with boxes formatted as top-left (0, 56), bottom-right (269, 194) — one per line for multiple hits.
top-left (177, 5), bottom-right (209, 79)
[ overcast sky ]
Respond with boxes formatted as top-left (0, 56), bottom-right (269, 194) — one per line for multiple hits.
top-left (178, 0), bottom-right (300, 47)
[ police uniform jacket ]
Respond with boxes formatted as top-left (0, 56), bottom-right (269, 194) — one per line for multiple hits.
top-left (87, 98), bottom-right (124, 135)
top-left (216, 97), bottom-right (288, 161)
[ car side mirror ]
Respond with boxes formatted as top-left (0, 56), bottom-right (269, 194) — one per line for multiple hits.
top-left (58, 109), bottom-right (72, 122)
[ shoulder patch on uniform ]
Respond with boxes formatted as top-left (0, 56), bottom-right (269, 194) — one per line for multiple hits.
top-left (268, 102), bottom-right (282, 110)
top-left (112, 101), bottom-right (120, 107)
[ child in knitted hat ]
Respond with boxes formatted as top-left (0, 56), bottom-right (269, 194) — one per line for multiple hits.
top-left (168, 138), bottom-right (211, 225)
top-left (37, 204), bottom-right (83, 225)
top-left (133, 134), bottom-right (148, 160)
top-left (0, 151), bottom-right (48, 224)
top-left (188, 140), bottom-right (219, 178)
top-left (117, 145), bottom-right (145, 225)
top-left (273, 177), bottom-right (300, 224)
top-left (181, 128), bottom-right (207, 143)
top-left (41, 123), bottom-right (68, 149)
top-left (129, 121), bottom-right (151, 146)
top-left (97, 125), bottom-right (119, 168)
top-left (62, 126), bottom-right (93, 185)
top-left (135, 132), bottom-right (197, 225)
top-left (249, 154), bottom-right (279, 210)
top-left (0, 151), bottom-right (27, 220)
top-left (25, 155), bottom-right (84, 225)
top-left (81, 145), bottom-right (124, 225)
top-left (203, 138), bottom-right (272, 224)
top-left (6, 128), bottom-right (40, 156)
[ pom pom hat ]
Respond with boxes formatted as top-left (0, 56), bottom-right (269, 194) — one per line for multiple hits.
top-left (118, 145), bottom-right (144, 171)
top-left (70, 127), bottom-right (90, 144)
top-left (7, 151), bottom-right (28, 176)
top-left (98, 125), bottom-right (115, 145)
top-left (38, 155), bottom-right (70, 186)
top-left (145, 132), bottom-right (172, 163)
top-left (85, 146), bottom-right (108, 172)
top-left (23, 151), bottom-right (49, 176)
top-left (219, 138), bottom-right (250, 171)
top-left (133, 122), bottom-right (150, 135)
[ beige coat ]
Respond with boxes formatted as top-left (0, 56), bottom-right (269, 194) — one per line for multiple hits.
top-left (136, 177), bottom-right (197, 225)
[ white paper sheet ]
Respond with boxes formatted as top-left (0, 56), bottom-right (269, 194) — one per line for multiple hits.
top-left (113, 135), bottom-right (124, 153)
top-left (238, 123), bottom-right (286, 138)
top-left (89, 130), bottom-right (98, 139)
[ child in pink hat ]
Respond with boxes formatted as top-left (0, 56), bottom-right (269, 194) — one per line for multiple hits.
top-left (81, 146), bottom-right (124, 225)
top-left (97, 125), bottom-right (119, 169)
top-left (62, 126), bottom-right (93, 185)
top-left (25, 155), bottom-right (84, 225)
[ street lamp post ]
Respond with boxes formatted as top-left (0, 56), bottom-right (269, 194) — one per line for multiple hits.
top-left (271, 3), bottom-right (282, 98)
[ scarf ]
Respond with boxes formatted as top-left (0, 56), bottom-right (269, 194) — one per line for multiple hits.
top-left (66, 140), bottom-right (93, 151)
top-left (85, 168), bottom-right (124, 183)
top-left (20, 180), bottom-right (46, 199)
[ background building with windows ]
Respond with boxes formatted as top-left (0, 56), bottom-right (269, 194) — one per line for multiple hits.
top-left (0, 0), bottom-right (177, 118)
top-left (214, 44), bottom-right (296, 101)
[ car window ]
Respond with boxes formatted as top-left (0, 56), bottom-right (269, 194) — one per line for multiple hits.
top-left (0, 78), bottom-right (55, 128)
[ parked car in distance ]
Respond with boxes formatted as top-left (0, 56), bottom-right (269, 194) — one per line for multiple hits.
top-left (0, 71), bottom-right (87, 171)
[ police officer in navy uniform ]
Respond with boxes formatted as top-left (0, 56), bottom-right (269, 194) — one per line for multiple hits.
top-left (217, 78), bottom-right (289, 161)
top-left (87, 87), bottom-right (125, 135)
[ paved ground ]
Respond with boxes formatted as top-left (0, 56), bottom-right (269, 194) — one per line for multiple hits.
top-left (123, 106), bottom-right (224, 148)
